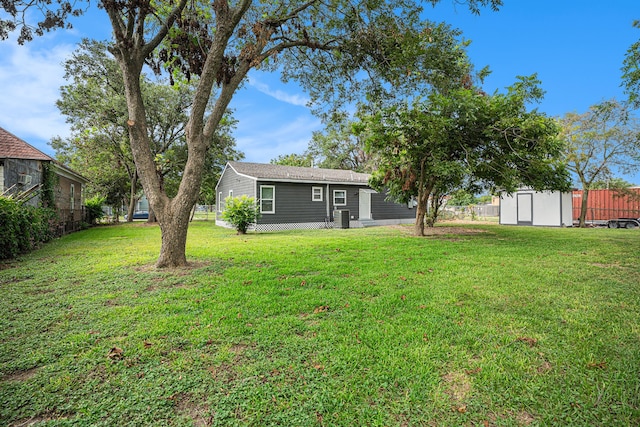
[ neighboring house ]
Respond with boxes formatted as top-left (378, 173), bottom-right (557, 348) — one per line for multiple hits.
top-left (215, 161), bottom-right (415, 231)
top-left (0, 127), bottom-right (89, 234)
top-left (500, 189), bottom-right (573, 227)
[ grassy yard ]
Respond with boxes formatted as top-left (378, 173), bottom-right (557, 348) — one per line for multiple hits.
top-left (1, 222), bottom-right (639, 426)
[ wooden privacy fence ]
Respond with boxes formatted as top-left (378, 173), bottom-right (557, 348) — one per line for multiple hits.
top-left (572, 189), bottom-right (640, 222)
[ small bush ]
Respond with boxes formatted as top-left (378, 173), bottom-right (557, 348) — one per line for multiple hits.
top-left (0, 197), bottom-right (57, 260)
top-left (85, 196), bottom-right (106, 225)
top-left (221, 195), bottom-right (261, 234)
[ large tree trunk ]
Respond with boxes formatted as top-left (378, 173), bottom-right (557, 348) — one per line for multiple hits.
top-left (579, 188), bottom-right (589, 227)
top-left (126, 172), bottom-right (138, 222)
top-left (413, 190), bottom-right (431, 236)
top-left (106, 0), bottom-right (270, 268)
top-left (157, 205), bottom-right (191, 267)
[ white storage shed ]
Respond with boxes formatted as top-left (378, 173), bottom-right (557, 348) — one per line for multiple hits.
top-left (500, 189), bottom-right (573, 227)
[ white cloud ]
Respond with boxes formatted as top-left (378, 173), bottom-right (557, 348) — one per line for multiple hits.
top-left (0, 33), bottom-right (75, 154)
top-left (235, 114), bottom-right (321, 163)
top-left (248, 76), bottom-right (310, 107)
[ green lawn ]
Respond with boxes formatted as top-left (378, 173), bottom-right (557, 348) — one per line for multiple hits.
top-left (1, 222), bottom-right (639, 426)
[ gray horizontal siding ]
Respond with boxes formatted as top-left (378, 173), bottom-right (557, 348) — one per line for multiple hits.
top-left (257, 181), bottom-right (337, 224)
top-left (216, 166), bottom-right (256, 213)
top-left (328, 184), bottom-right (364, 221)
top-left (371, 192), bottom-right (415, 220)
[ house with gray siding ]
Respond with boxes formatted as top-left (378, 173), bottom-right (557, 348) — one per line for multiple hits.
top-left (215, 162), bottom-right (415, 231)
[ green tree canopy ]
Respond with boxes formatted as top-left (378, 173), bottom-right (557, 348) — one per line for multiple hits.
top-left (270, 153), bottom-right (314, 168)
top-left (52, 39), bottom-right (242, 220)
top-left (560, 99), bottom-right (640, 226)
top-left (622, 20), bottom-right (640, 109)
top-left (361, 75), bottom-right (570, 236)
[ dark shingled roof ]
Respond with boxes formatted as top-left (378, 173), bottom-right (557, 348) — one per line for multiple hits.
top-left (228, 161), bottom-right (370, 184)
top-left (0, 127), bottom-right (52, 161)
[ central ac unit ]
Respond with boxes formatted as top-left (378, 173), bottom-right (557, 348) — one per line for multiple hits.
top-left (18, 174), bottom-right (32, 185)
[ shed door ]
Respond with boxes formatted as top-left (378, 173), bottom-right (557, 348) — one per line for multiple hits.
top-left (359, 189), bottom-right (373, 220)
top-left (517, 193), bottom-right (533, 225)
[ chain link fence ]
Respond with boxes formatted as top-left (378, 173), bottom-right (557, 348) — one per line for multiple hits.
top-left (438, 204), bottom-right (500, 221)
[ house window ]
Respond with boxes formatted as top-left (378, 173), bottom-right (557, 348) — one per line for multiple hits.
top-left (260, 185), bottom-right (275, 214)
top-left (312, 186), bottom-right (323, 202)
top-left (229, 190), bottom-right (233, 198)
top-left (70, 184), bottom-right (75, 211)
top-left (218, 192), bottom-right (223, 212)
top-left (333, 189), bottom-right (347, 206)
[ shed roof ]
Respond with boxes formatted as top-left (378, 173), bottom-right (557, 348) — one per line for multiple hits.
top-left (228, 161), bottom-right (370, 184)
top-left (0, 127), bottom-right (52, 161)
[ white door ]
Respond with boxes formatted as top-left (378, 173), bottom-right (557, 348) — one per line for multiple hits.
top-left (359, 189), bottom-right (373, 219)
top-left (517, 193), bottom-right (533, 225)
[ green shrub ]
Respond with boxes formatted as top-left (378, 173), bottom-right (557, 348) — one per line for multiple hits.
top-left (0, 196), bottom-right (57, 260)
top-left (84, 196), bottom-right (106, 225)
top-left (221, 195), bottom-right (261, 234)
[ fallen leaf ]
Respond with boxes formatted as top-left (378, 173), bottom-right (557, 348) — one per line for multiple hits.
top-left (143, 341), bottom-right (153, 348)
top-left (313, 306), bottom-right (329, 314)
top-left (516, 337), bottom-right (538, 347)
top-left (107, 347), bottom-right (124, 360)
top-left (587, 361), bottom-right (607, 369)
top-left (401, 295), bottom-right (406, 301)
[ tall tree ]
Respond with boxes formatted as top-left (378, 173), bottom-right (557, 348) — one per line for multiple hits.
top-left (270, 153), bottom-right (314, 167)
top-left (53, 39), bottom-right (241, 221)
top-left (622, 20), bottom-right (640, 109)
top-left (361, 76), bottom-right (570, 236)
top-left (560, 99), bottom-right (640, 227)
top-left (306, 113), bottom-right (376, 172)
top-left (5, 0), bottom-right (503, 267)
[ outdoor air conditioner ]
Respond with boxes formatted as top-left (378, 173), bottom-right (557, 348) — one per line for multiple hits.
top-left (18, 174), bottom-right (32, 185)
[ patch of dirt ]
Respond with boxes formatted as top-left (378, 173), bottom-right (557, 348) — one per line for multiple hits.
top-left (537, 361), bottom-right (552, 374)
top-left (169, 393), bottom-right (211, 427)
top-left (385, 224), bottom-right (490, 237)
top-left (442, 371), bottom-right (472, 402)
top-left (134, 261), bottom-right (214, 273)
top-left (515, 410), bottom-right (536, 425)
top-left (590, 262), bottom-right (625, 269)
top-left (9, 416), bottom-right (52, 427)
top-left (2, 367), bottom-right (38, 382)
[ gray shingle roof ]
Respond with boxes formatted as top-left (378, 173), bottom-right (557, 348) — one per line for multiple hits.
top-left (0, 127), bottom-right (52, 161)
top-left (228, 161), bottom-right (370, 184)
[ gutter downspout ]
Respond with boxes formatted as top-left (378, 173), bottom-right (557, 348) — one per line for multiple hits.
top-left (326, 184), bottom-right (330, 220)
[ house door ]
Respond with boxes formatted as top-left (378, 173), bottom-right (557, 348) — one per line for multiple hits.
top-left (359, 189), bottom-right (373, 219)
top-left (517, 193), bottom-right (533, 225)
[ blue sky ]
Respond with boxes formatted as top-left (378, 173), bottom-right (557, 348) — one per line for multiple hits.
top-left (1, 1), bottom-right (639, 183)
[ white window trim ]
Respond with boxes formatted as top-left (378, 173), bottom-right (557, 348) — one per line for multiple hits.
top-left (312, 186), bottom-right (323, 202)
top-left (333, 189), bottom-right (347, 206)
top-left (260, 185), bottom-right (275, 214)
top-left (229, 190), bottom-right (233, 198)
top-left (218, 192), bottom-right (223, 212)
top-left (70, 184), bottom-right (75, 211)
